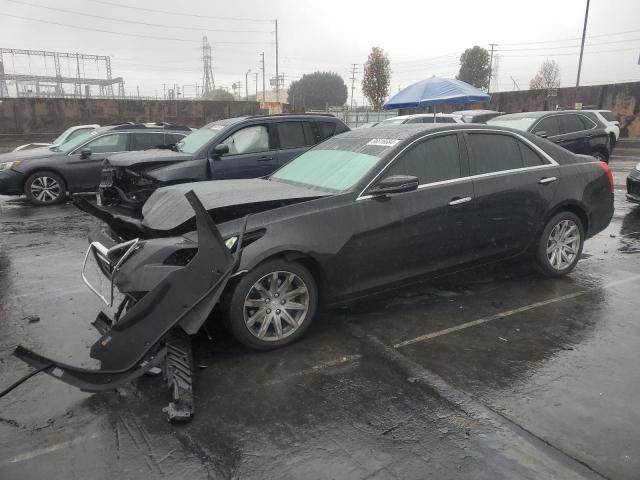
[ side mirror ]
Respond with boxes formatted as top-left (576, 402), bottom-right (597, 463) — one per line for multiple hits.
top-left (211, 144), bottom-right (229, 159)
top-left (368, 175), bottom-right (419, 196)
top-left (535, 131), bottom-right (548, 138)
top-left (80, 148), bottom-right (92, 159)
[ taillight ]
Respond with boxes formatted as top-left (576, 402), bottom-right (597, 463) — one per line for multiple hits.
top-left (598, 160), bottom-right (614, 192)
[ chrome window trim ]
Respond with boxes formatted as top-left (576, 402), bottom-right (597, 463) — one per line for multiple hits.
top-left (357, 128), bottom-right (558, 201)
top-left (531, 113), bottom-right (597, 135)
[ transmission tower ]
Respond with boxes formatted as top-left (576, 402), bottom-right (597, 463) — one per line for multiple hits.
top-left (201, 36), bottom-right (215, 98)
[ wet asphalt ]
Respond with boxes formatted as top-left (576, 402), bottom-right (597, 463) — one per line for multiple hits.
top-left (0, 153), bottom-right (639, 480)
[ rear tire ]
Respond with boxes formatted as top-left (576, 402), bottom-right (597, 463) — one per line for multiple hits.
top-left (536, 212), bottom-right (584, 277)
top-left (24, 171), bottom-right (66, 205)
top-left (222, 259), bottom-right (318, 350)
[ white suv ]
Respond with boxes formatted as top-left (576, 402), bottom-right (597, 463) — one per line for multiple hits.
top-left (584, 110), bottom-right (620, 148)
top-left (380, 113), bottom-right (464, 125)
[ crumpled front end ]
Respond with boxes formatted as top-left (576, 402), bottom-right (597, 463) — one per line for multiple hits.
top-left (100, 162), bottom-right (160, 214)
top-left (10, 191), bottom-right (240, 421)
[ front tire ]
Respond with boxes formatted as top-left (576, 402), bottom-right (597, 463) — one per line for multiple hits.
top-left (223, 259), bottom-right (318, 350)
top-left (24, 171), bottom-right (66, 205)
top-left (536, 212), bottom-right (584, 277)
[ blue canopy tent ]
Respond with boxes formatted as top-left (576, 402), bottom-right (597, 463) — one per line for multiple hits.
top-left (383, 76), bottom-right (491, 120)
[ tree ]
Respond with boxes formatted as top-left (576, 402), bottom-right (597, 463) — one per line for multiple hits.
top-left (362, 47), bottom-right (391, 111)
top-left (456, 46), bottom-right (491, 90)
top-left (202, 88), bottom-right (234, 101)
top-left (288, 72), bottom-right (348, 110)
top-left (529, 60), bottom-right (561, 90)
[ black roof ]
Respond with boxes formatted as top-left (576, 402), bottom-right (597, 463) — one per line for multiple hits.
top-left (102, 122), bottom-right (191, 132)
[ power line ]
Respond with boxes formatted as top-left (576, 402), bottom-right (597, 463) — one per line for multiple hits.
top-left (497, 37), bottom-right (640, 52)
top-left (3, 0), bottom-right (273, 34)
top-left (498, 28), bottom-right (640, 46)
top-left (86, 0), bottom-right (272, 23)
top-left (0, 13), bottom-right (274, 45)
top-left (498, 46), bottom-right (638, 58)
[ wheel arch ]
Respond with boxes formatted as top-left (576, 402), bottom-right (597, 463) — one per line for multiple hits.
top-left (546, 201), bottom-right (589, 235)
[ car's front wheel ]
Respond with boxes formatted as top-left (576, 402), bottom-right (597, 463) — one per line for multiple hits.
top-left (223, 259), bottom-right (318, 350)
top-left (24, 171), bottom-right (66, 205)
top-left (536, 212), bottom-right (584, 276)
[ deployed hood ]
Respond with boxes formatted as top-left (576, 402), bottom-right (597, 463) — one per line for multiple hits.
top-left (142, 178), bottom-right (330, 231)
top-left (0, 146), bottom-right (63, 162)
top-left (106, 149), bottom-right (193, 168)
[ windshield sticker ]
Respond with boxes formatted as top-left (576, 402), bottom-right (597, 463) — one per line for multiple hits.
top-left (209, 125), bottom-right (225, 131)
top-left (367, 139), bottom-right (400, 147)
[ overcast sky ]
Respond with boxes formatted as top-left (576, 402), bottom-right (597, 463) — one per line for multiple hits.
top-left (1, 0), bottom-right (639, 103)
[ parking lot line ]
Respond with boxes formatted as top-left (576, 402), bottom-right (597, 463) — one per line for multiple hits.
top-left (0, 432), bottom-right (102, 465)
top-left (394, 273), bottom-right (640, 349)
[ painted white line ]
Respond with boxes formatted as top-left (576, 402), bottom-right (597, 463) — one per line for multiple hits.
top-left (394, 273), bottom-right (640, 349)
top-left (0, 432), bottom-right (102, 465)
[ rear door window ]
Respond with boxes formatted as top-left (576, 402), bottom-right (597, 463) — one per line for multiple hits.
top-left (317, 121), bottom-right (336, 140)
top-left (558, 114), bottom-right (585, 134)
top-left (385, 134), bottom-right (462, 184)
top-left (165, 133), bottom-right (186, 145)
top-left (467, 133), bottom-right (523, 175)
top-left (436, 117), bottom-right (456, 123)
top-left (578, 115), bottom-right (597, 130)
top-left (222, 124), bottom-right (270, 155)
top-left (277, 121), bottom-right (315, 149)
top-left (532, 116), bottom-right (560, 137)
top-left (130, 132), bottom-right (166, 150)
top-left (518, 141), bottom-right (545, 167)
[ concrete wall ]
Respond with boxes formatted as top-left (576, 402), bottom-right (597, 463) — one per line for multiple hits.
top-left (400, 81), bottom-right (640, 138)
top-left (0, 97), bottom-right (266, 136)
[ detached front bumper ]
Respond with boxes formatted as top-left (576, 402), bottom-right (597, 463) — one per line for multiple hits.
top-left (14, 191), bottom-right (237, 393)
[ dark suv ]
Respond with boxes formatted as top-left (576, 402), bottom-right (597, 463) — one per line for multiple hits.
top-left (487, 111), bottom-right (611, 161)
top-left (0, 122), bottom-right (190, 205)
top-left (99, 114), bottom-right (349, 211)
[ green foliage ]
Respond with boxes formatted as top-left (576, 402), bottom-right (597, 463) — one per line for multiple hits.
top-left (362, 47), bottom-right (391, 111)
top-left (288, 72), bottom-right (348, 109)
top-left (456, 46), bottom-right (491, 90)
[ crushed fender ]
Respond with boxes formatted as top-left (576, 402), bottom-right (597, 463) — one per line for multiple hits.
top-left (2, 191), bottom-right (242, 422)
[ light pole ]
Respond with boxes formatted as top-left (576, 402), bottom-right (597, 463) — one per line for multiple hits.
top-left (576, 0), bottom-right (590, 87)
top-left (245, 69), bottom-right (251, 101)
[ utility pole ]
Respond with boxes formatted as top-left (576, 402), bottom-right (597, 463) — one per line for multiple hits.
top-left (488, 43), bottom-right (497, 93)
top-left (260, 52), bottom-right (265, 103)
top-left (245, 69), bottom-right (251, 100)
top-left (576, 0), bottom-right (590, 87)
top-left (349, 63), bottom-right (358, 112)
top-left (254, 72), bottom-right (258, 100)
top-left (274, 19), bottom-right (279, 103)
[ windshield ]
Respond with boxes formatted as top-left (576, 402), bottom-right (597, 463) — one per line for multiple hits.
top-left (175, 124), bottom-right (225, 154)
top-left (52, 127), bottom-right (75, 145)
top-left (58, 129), bottom-right (98, 153)
top-left (487, 116), bottom-right (538, 131)
top-left (270, 137), bottom-right (390, 192)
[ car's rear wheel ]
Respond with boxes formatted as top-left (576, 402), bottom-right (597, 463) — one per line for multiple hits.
top-left (223, 259), bottom-right (318, 350)
top-left (24, 171), bottom-right (66, 205)
top-left (536, 212), bottom-right (584, 276)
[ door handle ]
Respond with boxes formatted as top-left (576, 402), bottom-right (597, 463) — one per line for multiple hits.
top-left (448, 196), bottom-right (472, 206)
top-left (257, 156), bottom-right (273, 162)
top-left (538, 176), bottom-right (558, 185)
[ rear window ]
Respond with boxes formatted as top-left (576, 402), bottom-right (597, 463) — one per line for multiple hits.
top-left (277, 121), bottom-right (315, 149)
top-left (317, 121), bottom-right (337, 140)
top-left (600, 111), bottom-right (617, 122)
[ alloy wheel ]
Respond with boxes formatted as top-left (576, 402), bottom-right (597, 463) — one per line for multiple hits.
top-left (546, 219), bottom-right (581, 270)
top-left (243, 271), bottom-right (310, 341)
top-left (30, 176), bottom-right (62, 203)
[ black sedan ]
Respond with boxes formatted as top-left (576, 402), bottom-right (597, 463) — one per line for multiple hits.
top-left (487, 111), bottom-right (611, 162)
top-left (82, 124), bottom-right (614, 351)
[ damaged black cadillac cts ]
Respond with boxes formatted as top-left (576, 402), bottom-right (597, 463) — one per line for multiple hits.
top-left (10, 124), bottom-right (614, 419)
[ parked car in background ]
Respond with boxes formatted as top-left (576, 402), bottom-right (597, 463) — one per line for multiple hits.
top-left (356, 121), bottom-right (380, 128)
top-left (379, 113), bottom-right (464, 125)
top-left (83, 124), bottom-right (613, 350)
top-left (99, 113), bottom-right (349, 212)
top-left (583, 110), bottom-right (620, 148)
top-left (627, 161), bottom-right (640, 203)
top-left (13, 124), bottom-right (100, 151)
top-left (453, 110), bottom-right (504, 124)
top-left (0, 122), bottom-right (190, 205)
top-left (487, 111), bottom-right (611, 161)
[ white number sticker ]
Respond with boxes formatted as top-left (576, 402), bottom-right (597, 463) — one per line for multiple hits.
top-left (367, 139), bottom-right (400, 147)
